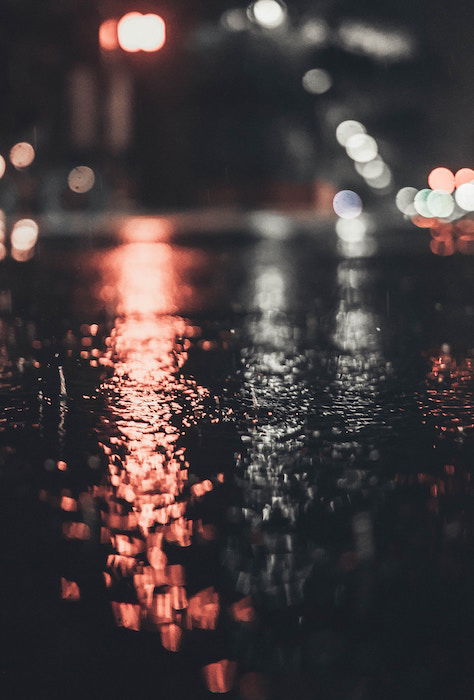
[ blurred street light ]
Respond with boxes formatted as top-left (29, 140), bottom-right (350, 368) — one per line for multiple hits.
top-left (117, 12), bottom-right (166, 53)
top-left (100, 13), bottom-right (166, 53)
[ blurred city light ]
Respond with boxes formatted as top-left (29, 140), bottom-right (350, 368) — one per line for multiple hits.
top-left (119, 216), bottom-right (173, 242)
top-left (336, 216), bottom-right (367, 243)
top-left (414, 189), bottom-right (432, 217)
top-left (365, 164), bottom-right (392, 189)
top-left (117, 12), bottom-right (166, 53)
top-left (427, 189), bottom-right (455, 218)
top-left (427, 167), bottom-right (455, 193)
top-left (300, 18), bottom-right (329, 47)
top-left (221, 9), bottom-right (248, 32)
top-left (335, 120), bottom-right (366, 147)
top-left (248, 0), bottom-right (286, 29)
top-left (302, 68), bottom-right (332, 95)
top-left (11, 218), bottom-right (39, 250)
top-left (355, 157), bottom-right (384, 179)
top-left (454, 168), bottom-right (474, 188)
top-left (395, 187), bottom-right (417, 216)
top-left (118, 13), bottom-right (144, 52)
top-left (345, 134), bottom-right (378, 163)
top-left (99, 19), bottom-right (119, 51)
top-left (338, 20), bottom-right (415, 62)
top-left (455, 183), bottom-right (474, 211)
top-left (68, 166), bottom-right (95, 193)
top-left (248, 212), bottom-right (292, 239)
top-left (333, 190), bottom-right (363, 219)
top-left (11, 218), bottom-right (39, 261)
top-left (9, 142), bottom-right (35, 169)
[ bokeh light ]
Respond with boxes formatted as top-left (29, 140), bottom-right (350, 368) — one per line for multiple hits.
top-left (365, 164), bottom-right (392, 189)
top-left (141, 14), bottom-right (166, 51)
top-left (336, 216), bottom-right (367, 243)
top-left (427, 167), bottom-right (455, 193)
top-left (0, 155), bottom-right (5, 178)
top-left (118, 12), bottom-right (166, 52)
top-left (454, 168), bottom-right (474, 188)
top-left (99, 19), bottom-right (119, 51)
top-left (335, 120), bottom-right (366, 147)
top-left (118, 12), bottom-right (142, 52)
top-left (302, 68), bottom-right (332, 95)
top-left (333, 190), bottom-right (363, 219)
top-left (414, 189), bottom-right (432, 217)
top-left (427, 189), bottom-right (455, 218)
top-left (345, 134), bottom-right (378, 163)
top-left (18, 245), bottom-right (37, 263)
top-left (457, 235), bottom-right (474, 255)
top-left (221, 9), bottom-right (248, 31)
top-left (338, 20), bottom-right (414, 62)
top-left (456, 218), bottom-right (474, 234)
top-left (454, 182), bottom-right (474, 211)
top-left (430, 237), bottom-right (455, 256)
top-left (300, 19), bottom-right (329, 47)
top-left (395, 187), bottom-right (418, 216)
top-left (119, 216), bottom-right (174, 243)
top-left (11, 219), bottom-right (39, 262)
top-left (11, 219), bottom-right (39, 250)
top-left (355, 157), bottom-right (384, 179)
top-left (68, 166), bottom-right (95, 193)
top-left (411, 215), bottom-right (437, 229)
top-left (10, 142), bottom-right (35, 169)
top-left (249, 0), bottom-right (286, 28)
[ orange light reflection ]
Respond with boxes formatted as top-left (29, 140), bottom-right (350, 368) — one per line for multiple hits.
top-left (93, 242), bottom-right (224, 651)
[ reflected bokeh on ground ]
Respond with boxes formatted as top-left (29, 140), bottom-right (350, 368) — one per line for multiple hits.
top-left (1, 237), bottom-right (473, 698)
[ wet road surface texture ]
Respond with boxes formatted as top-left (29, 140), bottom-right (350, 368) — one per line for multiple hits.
top-left (1, 233), bottom-right (473, 699)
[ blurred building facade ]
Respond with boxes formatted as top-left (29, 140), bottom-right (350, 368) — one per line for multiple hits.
top-left (0, 0), bottom-right (472, 211)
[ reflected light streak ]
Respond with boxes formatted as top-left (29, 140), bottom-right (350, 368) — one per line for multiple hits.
top-left (230, 254), bottom-right (314, 612)
top-left (119, 216), bottom-right (174, 243)
top-left (86, 243), bottom-right (226, 667)
top-left (421, 346), bottom-right (474, 443)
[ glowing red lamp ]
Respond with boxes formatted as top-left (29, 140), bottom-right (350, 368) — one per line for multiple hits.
top-left (117, 12), bottom-right (166, 53)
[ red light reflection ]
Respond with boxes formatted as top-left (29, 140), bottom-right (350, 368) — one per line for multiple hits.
top-left (91, 243), bottom-right (226, 662)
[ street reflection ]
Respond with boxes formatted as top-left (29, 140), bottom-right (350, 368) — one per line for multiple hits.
top-left (1, 241), bottom-right (474, 697)
top-left (90, 243), bottom-right (238, 689)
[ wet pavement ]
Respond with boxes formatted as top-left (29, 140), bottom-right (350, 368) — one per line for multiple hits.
top-left (1, 232), bottom-right (474, 699)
